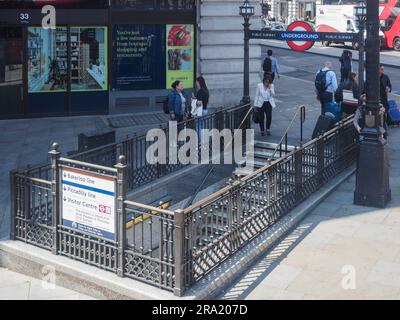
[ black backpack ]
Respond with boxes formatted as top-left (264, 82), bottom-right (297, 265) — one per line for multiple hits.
top-left (315, 70), bottom-right (329, 95)
top-left (163, 96), bottom-right (169, 114)
top-left (263, 57), bottom-right (272, 73)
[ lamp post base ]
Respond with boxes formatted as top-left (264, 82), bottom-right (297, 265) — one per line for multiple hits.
top-left (354, 138), bottom-right (391, 208)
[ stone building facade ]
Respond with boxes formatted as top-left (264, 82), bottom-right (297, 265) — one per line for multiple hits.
top-left (198, 0), bottom-right (262, 107)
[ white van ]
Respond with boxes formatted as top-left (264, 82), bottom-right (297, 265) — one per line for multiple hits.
top-left (316, 4), bottom-right (385, 50)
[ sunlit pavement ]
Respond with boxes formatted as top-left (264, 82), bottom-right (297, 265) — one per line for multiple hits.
top-left (219, 126), bottom-right (400, 300)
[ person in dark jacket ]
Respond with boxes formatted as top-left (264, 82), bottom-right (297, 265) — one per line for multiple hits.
top-left (194, 76), bottom-right (209, 115)
top-left (379, 64), bottom-right (392, 112)
top-left (339, 50), bottom-right (352, 83)
top-left (168, 80), bottom-right (189, 123)
top-left (193, 76), bottom-right (210, 143)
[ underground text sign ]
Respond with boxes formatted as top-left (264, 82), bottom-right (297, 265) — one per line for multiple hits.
top-left (61, 167), bottom-right (116, 241)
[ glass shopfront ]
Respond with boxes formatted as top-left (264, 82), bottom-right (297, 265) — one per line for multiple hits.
top-left (28, 27), bottom-right (68, 93)
top-left (0, 0), bottom-right (196, 118)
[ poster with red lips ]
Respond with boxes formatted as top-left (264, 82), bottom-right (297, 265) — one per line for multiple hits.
top-left (167, 25), bottom-right (192, 47)
top-left (166, 24), bottom-right (194, 89)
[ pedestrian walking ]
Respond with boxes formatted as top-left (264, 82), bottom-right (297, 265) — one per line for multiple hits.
top-left (262, 49), bottom-right (280, 83)
top-left (168, 80), bottom-right (189, 123)
top-left (339, 50), bottom-right (352, 83)
top-left (379, 64), bottom-right (392, 112)
top-left (315, 61), bottom-right (338, 115)
top-left (253, 75), bottom-right (276, 136)
top-left (191, 76), bottom-right (210, 143)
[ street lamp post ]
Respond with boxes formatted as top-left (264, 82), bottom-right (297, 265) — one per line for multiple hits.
top-left (354, 0), bottom-right (391, 208)
top-left (354, 0), bottom-right (367, 100)
top-left (240, 0), bottom-right (255, 105)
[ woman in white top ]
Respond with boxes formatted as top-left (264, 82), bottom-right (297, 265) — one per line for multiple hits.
top-left (254, 76), bottom-right (276, 136)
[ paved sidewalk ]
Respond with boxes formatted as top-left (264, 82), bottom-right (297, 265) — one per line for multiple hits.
top-left (0, 267), bottom-right (95, 300)
top-left (261, 40), bottom-right (400, 68)
top-left (218, 126), bottom-right (400, 300)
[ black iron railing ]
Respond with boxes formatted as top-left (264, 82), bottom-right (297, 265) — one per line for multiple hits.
top-left (10, 108), bottom-right (357, 296)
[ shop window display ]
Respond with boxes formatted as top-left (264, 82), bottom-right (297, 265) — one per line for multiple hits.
top-left (28, 27), bottom-right (68, 93)
top-left (70, 27), bottom-right (108, 91)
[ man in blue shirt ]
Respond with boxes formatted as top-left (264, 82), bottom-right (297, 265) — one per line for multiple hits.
top-left (316, 62), bottom-right (338, 115)
top-left (263, 49), bottom-right (280, 83)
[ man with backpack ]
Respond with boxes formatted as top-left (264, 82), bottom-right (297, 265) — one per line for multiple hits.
top-left (262, 49), bottom-right (280, 83)
top-left (315, 61), bottom-right (338, 115)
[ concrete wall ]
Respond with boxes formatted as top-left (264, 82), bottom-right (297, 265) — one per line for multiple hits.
top-left (199, 0), bottom-right (262, 108)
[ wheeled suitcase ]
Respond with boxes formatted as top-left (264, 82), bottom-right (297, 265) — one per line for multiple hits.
top-left (312, 114), bottom-right (336, 139)
top-left (388, 107), bottom-right (400, 125)
top-left (326, 102), bottom-right (343, 123)
top-left (388, 100), bottom-right (398, 110)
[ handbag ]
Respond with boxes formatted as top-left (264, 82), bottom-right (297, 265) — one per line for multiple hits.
top-left (191, 99), bottom-right (203, 117)
top-left (254, 85), bottom-right (264, 108)
top-left (252, 108), bottom-right (260, 124)
top-left (342, 89), bottom-right (358, 107)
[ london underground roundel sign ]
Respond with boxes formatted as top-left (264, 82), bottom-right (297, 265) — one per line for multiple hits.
top-left (285, 21), bottom-right (315, 51)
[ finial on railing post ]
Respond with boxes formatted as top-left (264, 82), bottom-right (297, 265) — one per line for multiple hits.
top-left (49, 142), bottom-right (60, 155)
top-left (116, 155), bottom-right (127, 167)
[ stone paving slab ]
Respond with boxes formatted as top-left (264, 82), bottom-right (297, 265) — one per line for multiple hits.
top-left (0, 268), bottom-right (95, 300)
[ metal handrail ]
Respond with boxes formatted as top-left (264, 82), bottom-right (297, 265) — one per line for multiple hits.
top-left (185, 166), bottom-right (214, 208)
top-left (184, 103), bottom-right (252, 208)
top-left (13, 174), bottom-right (52, 186)
top-left (124, 199), bottom-right (175, 216)
top-left (268, 105), bottom-right (306, 162)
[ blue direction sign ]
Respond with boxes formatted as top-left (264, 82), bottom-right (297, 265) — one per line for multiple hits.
top-left (249, 21), bottom-right (359, 52)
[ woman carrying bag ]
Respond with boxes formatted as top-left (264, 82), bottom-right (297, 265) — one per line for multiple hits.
top-left (253, 76), bottom-right (276, 136)
top-left (191, 76), bottom-right (210, 143)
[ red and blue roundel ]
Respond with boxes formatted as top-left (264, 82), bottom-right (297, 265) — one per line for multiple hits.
top-left (285, 21), bottom-right (315, 51)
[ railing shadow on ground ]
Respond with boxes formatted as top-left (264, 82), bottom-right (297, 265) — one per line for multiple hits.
top-left (9, 103), bottom-right (358, 296)
top-left (219, 168), bottom-right (389, 300)
top-left (218, 219), bottom-right (318, 300)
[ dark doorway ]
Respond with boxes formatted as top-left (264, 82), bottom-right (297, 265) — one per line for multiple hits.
top-left (0, 27), bottom-right (24, 118)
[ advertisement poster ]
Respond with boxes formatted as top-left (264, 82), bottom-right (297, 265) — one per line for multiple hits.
top-left (70, 27), bottom-right (108, 91)
top-left (61, 167), bottom-right (116, 241)
top-left (112, 24), bottom-right (165, 91)
top-left (166, 24), bottom-right (194, 89)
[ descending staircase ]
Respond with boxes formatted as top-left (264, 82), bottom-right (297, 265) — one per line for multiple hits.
top-left (234, 140), bottom-right (296, 176)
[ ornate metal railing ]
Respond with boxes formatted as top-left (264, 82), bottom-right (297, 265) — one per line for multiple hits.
top-left (10, 110), bottom-right (357, 296)
top-left (11, 174), bottom-right (53, 250)
top-left (177, 117), bottom-right (357, 289)
top-left (123, 200), bottom-right (176, 290)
